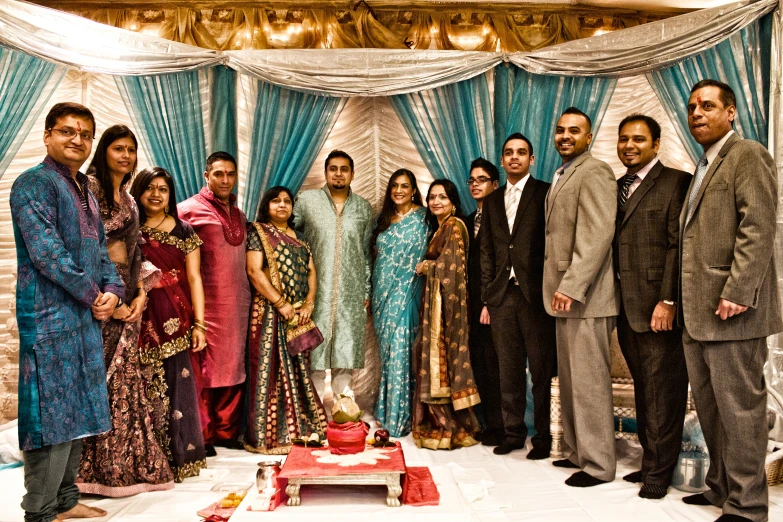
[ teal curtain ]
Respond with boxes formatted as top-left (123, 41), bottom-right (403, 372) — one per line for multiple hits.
top-left (0, 47), bottom-right (65, 177)
top-left (647, 14), bottom-right (771, 162)
top-left (390, 73), bottom-right (495, 214)
top-left (243, 81), bottom-right (342, 219)
top-left (495, 64), bottom-right (616, 182)
top-left (117, 70), bottom-right (207, 200)
top-left (209, 65), bottom-right (237, 158)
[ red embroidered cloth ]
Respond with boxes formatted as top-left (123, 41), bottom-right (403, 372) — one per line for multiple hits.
top-left (279, 442), bottom-right (406, 478)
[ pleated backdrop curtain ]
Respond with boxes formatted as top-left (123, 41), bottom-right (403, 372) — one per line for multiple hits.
top-left (242, 80), bottom-right (343, 220)
top-left (209, 65), bottom-right (238, 159)
top-left (495, 64), bottom-right (617, 182)
top-left (647, 14), bottom-right (772, 162)
top-left (390, 72), bottom-right (495, 215)
top-left (117, 70), bottom-right (207, 200)
top-left (0, 47), bottom-right (65, 177)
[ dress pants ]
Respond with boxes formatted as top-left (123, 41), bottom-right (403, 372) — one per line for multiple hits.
top-left (682, 327), bottom-right (769, 522)
top-left (469, 305), bottom-right (502, 434)
top-left (556, 316), bottom-right (616, 481)
top-left (489, 284), bottom-right (556, 448)
top-left (22, 439), bottom-right (82, 522)
top-left (617, 308), bottom-right (688, 486)
top-left (200, 383), bottom-right (244, 444)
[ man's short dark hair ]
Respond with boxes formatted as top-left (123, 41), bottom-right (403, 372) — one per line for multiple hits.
top-left (501, 132), bottom-right (534, 158)
top-left (45, 103), bottom-right (95, 134)
top-left (469, 157), bottom-right (500, 182)
top-left (205, 151), bottom-right (237, 172)
top-left (690, 79), bottom-right (737, 109)
top-left (618, 114), bottom-right (662, 143)
top-left (561, 107), bottom-right (592, 131)
top-left (325, 150), bottom-right (354, 172)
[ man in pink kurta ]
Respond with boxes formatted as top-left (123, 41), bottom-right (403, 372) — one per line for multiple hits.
top-left (178, 152), bottom-right (250, 454)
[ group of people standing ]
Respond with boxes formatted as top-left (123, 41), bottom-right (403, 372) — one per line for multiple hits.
top-left (13, 76), bottom-right (780, 522)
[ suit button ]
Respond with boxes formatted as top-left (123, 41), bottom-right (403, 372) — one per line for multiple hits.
top-left (546, 231), bottom-right (549, 235)
top-left (509, 245), bottom-right (514, 249)
top-left (545, 256), bottom-right (548, 260)
top-left (506, 267), bottom-right (511, 271)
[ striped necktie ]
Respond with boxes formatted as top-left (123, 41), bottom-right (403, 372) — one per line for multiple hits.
top-left (505, 185), bottom-right (519, 230)
top-left (474, 208), bottom-right (482, 237)
top-left (617, 173), bottom-right (638, 208)
top-left (685, 154), bottom-right (709, 224)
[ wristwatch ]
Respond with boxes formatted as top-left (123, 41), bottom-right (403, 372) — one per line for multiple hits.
top-left (663, 300), bottom-right (676, 306)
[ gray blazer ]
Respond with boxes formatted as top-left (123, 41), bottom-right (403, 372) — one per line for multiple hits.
top-left (543, 151), bottom-right (620, 318)
top-left (615, 162), bottom-right (691, 332)
top-left (678, 133), bottom-right (783, 341)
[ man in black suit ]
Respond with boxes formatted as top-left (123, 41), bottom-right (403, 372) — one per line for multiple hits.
top-left (464, 158), bottom-right (502, 446)
top-left (480, 133), bottom-right (557, 457)
top-left (614, 114), bottom-right (691, 499)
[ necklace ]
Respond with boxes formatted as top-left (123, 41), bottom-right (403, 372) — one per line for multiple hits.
top-left (394, 205), bottom-right (413, 220)
top-left (272, 222), bottom-right (289, 234)
top-left (147, 213), bottom-right (167, 230)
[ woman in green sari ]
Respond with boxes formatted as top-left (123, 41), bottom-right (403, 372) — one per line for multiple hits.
top-left (244, 186), bottom-right (327, 455)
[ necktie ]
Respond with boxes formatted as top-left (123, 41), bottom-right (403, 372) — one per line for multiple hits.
top-left (685, 154), bottom-right (709, 223)
top-left (617, 173), bottom-right (638, 208)
top-left (474, 208), bottom-right (482, 237)
top-left (506, 185), bottom-right (519, 230)
top-left (553, 167), bottom-right (565, 187)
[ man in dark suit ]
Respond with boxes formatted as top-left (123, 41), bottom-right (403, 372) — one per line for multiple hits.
top-left (679, 80), bottom-right (782, 522)
top-left (464, 158), bottom-right (502, 446)
top-left (480, 133), bottom-right (557, 457)
top-left (613, 114), bottom-right (691, 499)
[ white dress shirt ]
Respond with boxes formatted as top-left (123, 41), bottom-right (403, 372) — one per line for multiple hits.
top-left (504, 174), bottom-right (530, 281)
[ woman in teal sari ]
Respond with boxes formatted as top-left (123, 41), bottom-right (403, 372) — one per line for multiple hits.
top-left (372, 169), bottom-right (430, 437)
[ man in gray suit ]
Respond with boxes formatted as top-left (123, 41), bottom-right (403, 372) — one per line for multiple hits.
top-left (614, 114), bottom-right (691, 499)
top-left (679, 80), bottom-right (782, 522)
top-left (543, 107), bottom-right (619, 487)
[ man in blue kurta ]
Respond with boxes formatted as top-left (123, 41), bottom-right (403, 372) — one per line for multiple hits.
top-left (293, 150), bottom-right (373, 408)
top-left (11, 103), bottom-right (123, 522)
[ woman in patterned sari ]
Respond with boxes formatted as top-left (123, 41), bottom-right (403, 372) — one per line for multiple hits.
top-left (130, 167), bottom-right (208, 482)
top-left (412, 179), bottom-right (481, 451)
top-left (77, 126), bottom-right (174, 496)
top-left (245, 186), bottom-right (327, 455)
top-left (372, 169), bottom-right (429, 437)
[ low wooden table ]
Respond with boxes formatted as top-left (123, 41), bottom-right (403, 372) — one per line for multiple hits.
top-left (278, 443), bottom-right (405, 507)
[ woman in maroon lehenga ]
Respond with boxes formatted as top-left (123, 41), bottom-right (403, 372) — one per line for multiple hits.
top-left (412, 179), bottom-right (481, 451)
top-left (131, 167), bottom-right (208, 482)
top-left (77, 125), bottom-right (174, 496)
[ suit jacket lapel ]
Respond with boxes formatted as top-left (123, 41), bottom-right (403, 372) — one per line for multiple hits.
top-left (511, 178), bottom-right (535, 238)
top-left (685, 133), bottom-right (738, 227)
top-left (494, 186), bottom-right (512, 238)
top-left (620, 161), bottom-right (661, 228)
top-left (546, 152), bottom-right (589, 222)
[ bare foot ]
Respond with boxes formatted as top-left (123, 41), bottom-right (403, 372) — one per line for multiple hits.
top-left (56, 503), bottom-right (107, 520)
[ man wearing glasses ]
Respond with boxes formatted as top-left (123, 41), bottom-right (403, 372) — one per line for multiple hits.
top-left (464, 158), bottom-right (501, 447)
top-left (479, 134), bottom-right (557, 457)
top-left (11, 103), bottom-right (123, 522)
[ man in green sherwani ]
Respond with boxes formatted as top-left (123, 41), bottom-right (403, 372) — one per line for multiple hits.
top-left (294, 150), bottom-right (373, 409)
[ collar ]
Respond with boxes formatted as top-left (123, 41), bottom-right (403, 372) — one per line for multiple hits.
top-left (201, 186), bottom-right (237, 207)
top-left (629, 157), bottom-right (659, 180)
top-left (321, 185), bottom-right (353, 203)
top-left (704, 129), bottom-right (735, 166)
top-left (44, 155), bottom-right (88, 187)
top-left (506, 174), bottom-right (530, 195)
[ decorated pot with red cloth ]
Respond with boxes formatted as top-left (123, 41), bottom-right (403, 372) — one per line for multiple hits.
top-left (326, 421), bottom-right (369, 455)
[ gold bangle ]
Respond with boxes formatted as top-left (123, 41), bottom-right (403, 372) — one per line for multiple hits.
top-left (304, 300), bottom-right (314, 308)
top-left (194, 320), bottom-right (207, 332)
top-left (273, 296), bottom-right (287, 308)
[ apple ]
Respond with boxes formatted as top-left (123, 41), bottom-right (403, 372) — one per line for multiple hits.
top-left (375, 429), bottom-right (390, 443)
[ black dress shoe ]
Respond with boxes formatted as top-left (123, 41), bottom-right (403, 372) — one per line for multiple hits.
top-left (214, 438), bottom-right (245, 450)
top-left (553, 459), bottom-right (579, 468)
top-left (683, 493), bottom-right (712, 506)
top-left (623, 470), bottom-right (643, 483)
top-left (205, 444), bottom-right (217, 457)
top-left (526, 447), bottom-right (550, 460)
top-left (493, 439), bottom-right (526, 455)
top-left (639, 484), bottom-right (667, 499)
top-left (714, 515), bottom-right (752, 522)
top-left (480, 431), bottom-right (504, 447)
top-left (565, 471), bottom-right (607, 488)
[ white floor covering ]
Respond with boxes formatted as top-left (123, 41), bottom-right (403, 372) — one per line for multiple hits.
top-left (1, 436), bottom-right (782, 522)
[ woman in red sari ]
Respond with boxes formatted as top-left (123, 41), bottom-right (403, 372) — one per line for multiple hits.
top-left (130, 167), bottom-right (208, 482)
top-left (412, 179), bottom-right (481, 450)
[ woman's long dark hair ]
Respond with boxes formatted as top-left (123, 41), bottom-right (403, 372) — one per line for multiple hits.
top-left (372, 169), bottom-right (423, 245)
top-left (425, 179), bottom-right (465, 231)
top-left (256, 186), bottom-right (296, 228)
top-left (87, 124), bottom-right (138, 213)
top-left (130, 167), bottom-right (179, 226)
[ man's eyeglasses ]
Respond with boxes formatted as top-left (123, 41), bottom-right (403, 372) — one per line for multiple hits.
top-left (48, 127), bottom-right (94, 142)
top-left (467, 176), bottom-right (492, 185)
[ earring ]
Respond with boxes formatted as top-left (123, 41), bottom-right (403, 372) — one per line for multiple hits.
top-left (165, 204), bottom-right (169, 215)
top-left (450, 207), bottom-right (455, 216)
